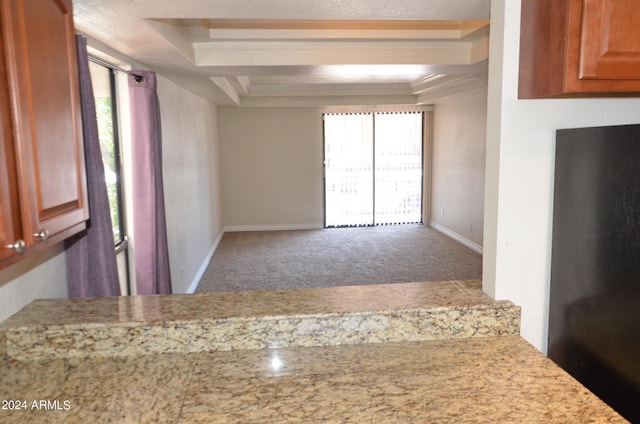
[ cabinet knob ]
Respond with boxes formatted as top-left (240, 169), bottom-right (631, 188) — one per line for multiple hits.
top-left (33, 229), bottom-right (50, 241)
top-left (6, 239), bottom-right (26, 254)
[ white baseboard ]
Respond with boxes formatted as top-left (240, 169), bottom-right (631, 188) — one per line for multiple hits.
top-left (185, 230), bottom-right (225, 294)
top-left (429, 222), bottom-right (483, 255)
top-left (224, 223), bottom-right (324, 232)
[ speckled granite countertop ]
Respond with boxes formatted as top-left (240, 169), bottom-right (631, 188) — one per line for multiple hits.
top-left (2, 280), bottom-right (507, 326)
top-left (0, 280), bottom-right (627, 422)
top-left (0, 280), bottom-right (520, 360)
top-left (0, 336), bottom-right (626, 423)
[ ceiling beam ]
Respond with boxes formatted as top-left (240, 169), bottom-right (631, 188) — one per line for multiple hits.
top-left (210, 77), bottom-right (241, 105)
top-left (194, 41), bottom-right (482, 67)
top-left (415, 74), bottom-right (487, 104)
top-left (144, 19), bottom-right (196, 64)
top-left (234, 76), bottom-right (251, 96)
top-left (240, 94), bottom-right (419, 108)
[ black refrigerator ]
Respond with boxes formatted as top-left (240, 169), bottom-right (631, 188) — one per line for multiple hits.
top-left (549, 124), bottom-right (640, 423)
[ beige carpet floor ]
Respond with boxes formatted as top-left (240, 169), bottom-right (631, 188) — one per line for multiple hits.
top-left (195, 224), bottom-right (482, 293)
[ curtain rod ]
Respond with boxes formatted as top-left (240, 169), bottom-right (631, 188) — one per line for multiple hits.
top-left (88, 56), bottom-right (144, 83)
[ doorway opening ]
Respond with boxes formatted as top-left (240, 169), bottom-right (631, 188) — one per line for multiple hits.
top-left (323, 111), bottom-right (423, 227)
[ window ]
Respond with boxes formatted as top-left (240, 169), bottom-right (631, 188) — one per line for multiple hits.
top-left (88, 58), bottom-right (130, 294)
top-left (323, 111), bottom-right (424, 227)
top-left (88, 60), bottom-right (125, 245)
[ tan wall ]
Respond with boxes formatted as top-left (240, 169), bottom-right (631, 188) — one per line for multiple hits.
top-left (219, 107), bottom-right (324, 230)
top-left (430, 90), bottom-right (487, 249)
top-left (0, 74), bottom-right (224, 320)
top-left (158, 76), bottom-right (223, 294)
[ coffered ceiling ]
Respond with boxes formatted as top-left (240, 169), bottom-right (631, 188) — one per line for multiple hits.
top-left (73, 0), bottom-right (491, 106)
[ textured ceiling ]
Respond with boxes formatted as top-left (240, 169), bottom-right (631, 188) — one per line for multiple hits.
top-left (73, 0), bottom-right (491, 106)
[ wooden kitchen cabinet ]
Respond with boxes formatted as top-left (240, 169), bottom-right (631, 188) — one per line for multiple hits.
top-left (0, 0), bottom-right (88, 268)
top-left (519, 0), bottom-right (640, 98)
top-left (0, 41), bottom-right (20, 263)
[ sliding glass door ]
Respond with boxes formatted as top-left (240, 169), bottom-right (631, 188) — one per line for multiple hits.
top-left (324, 111), bottom-right (423, 227)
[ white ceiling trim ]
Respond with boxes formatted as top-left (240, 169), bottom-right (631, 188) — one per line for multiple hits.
top-left (233, 76), bottom-right (251, 96)
top-left (193, 41), bottom-right (480, 67)
top-left (247, 82), bottom-right (413, 97)
top-left (415, 75), bottom-right (488, 104)
top-left (145, 19), bottom-right (196, 64)
top-left (73, 0), bottom-right (492, 106)
top-left (74, 0), bottom-right (491, 21)
top-left (239, 94), bottom-right (420, 108)
top-left (207, 28), bottom-right (484, 41)
top-left (210, 77), bottom-right (241, 105)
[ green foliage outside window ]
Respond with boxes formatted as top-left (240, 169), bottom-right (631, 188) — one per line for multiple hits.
top-left (94, 97), bottom-right (121, 243)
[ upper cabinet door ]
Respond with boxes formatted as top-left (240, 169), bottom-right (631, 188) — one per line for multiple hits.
top-left (0, 35), bottom-right (21, 261)
top-left (519, 0), bottom-right (640, 98)
top-left (1, 0), bottom-right (88, 245)
top-left (578, 0), bottom-right (640, 80)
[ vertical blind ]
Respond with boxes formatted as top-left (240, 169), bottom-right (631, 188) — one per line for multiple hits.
top-left (323, 111), bottom-right (423, 227)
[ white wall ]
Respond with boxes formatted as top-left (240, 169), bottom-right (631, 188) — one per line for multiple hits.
top-left (0, 245), bottom-right (68, 322)
top-left (219, 107), bottom-right (324, 230)
top-left (430, 90), bottom-right (487, 250)
top-left (156, 76), bottom-right (223, 294)
top-left (484, 0), bottom-right (640, 352)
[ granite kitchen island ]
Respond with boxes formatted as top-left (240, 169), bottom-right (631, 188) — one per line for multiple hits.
top-left (0, 281), bottom-right (627, 423)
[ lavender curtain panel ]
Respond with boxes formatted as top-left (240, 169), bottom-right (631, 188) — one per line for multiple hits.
top-left (128, 71), bottom-right (172, 295)
top-left (65, 35), bottom-right (121, 298)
